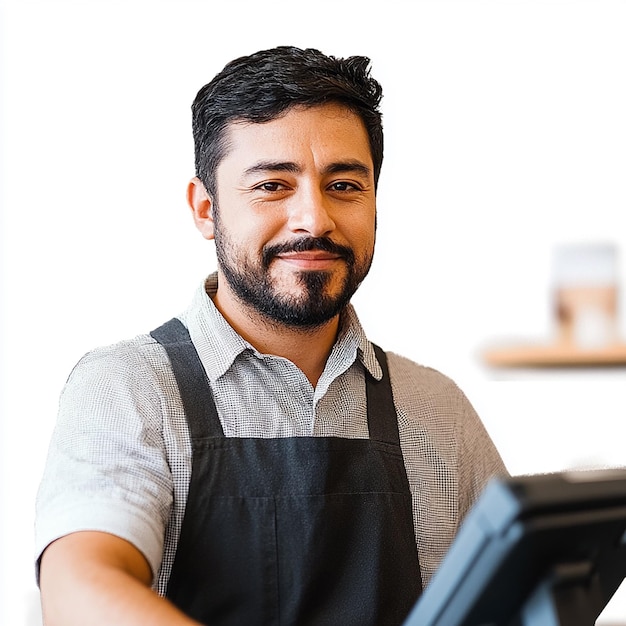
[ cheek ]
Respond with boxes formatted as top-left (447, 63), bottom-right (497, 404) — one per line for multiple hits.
top-left (218, 208), bottom-right (279, 252)
top-left (346, 215), bottom-right (376, 252)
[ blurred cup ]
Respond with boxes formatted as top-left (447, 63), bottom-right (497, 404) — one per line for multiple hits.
top-left (552, 243), bottom-right (619, 349)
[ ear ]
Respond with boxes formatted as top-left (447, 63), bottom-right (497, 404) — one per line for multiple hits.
top-left (187, 177), bottom-right (215, 241)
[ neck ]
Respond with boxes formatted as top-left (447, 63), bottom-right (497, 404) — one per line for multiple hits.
top-left (212, 279), bottom-right (340, 387)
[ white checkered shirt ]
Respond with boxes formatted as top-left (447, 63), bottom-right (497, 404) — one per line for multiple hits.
top-left (35, 273), bottom-right (507, 594)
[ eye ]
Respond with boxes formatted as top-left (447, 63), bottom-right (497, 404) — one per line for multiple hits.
top-left (329, 181), bottom-right (360, 192)
top-left (255, 182), bottom-right (284, 192)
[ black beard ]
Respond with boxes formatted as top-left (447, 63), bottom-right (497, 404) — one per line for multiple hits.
top-left (215, 229), bottom-right (371, 329)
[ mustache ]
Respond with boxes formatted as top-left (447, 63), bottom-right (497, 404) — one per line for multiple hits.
top-left (262, 237), bottom-right (355, 267)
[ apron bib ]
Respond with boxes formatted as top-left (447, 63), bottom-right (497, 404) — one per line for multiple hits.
top-left (151, 318), bottom-right (421, 625)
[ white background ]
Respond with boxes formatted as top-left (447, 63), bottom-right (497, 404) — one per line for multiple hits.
top-left (1, 0), bottom-right (625, 623)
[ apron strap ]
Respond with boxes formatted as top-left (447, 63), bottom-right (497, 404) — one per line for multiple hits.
top-left (150, 317), bottom-right (224, 438)
top-left (367, 345), bottom-right (402, 447)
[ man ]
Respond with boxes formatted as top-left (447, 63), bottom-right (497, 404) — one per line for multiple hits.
top-left (36, 46), bottom-right (507, 625)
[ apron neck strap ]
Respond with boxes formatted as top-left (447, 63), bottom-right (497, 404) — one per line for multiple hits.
top-left (151, 318), bottom-right (224, 438)
top-left (366, 345), bottom-right (402, 446)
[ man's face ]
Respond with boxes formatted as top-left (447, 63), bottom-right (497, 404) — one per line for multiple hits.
top-left (208, 103), bottom-right (377, 328)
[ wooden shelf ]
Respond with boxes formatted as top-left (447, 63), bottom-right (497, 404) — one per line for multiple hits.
top-left (482, 342), bottom-right (626, 368)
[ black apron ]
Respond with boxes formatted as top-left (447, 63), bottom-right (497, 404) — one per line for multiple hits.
top-left (151, 318), bottom-right (421, 625)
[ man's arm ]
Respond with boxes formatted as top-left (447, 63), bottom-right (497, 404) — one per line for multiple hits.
top-left (39, 531), bottom-right (201, 626)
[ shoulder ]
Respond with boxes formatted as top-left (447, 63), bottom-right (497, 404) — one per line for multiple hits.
top-left (384, 350), bottom-right (470, 410)
top-left (69, 332), bottom-right (167, 374)
top-left (59, 332), bottom-right (177, 431)
top-left (65, 333), bottom-right (171, 389)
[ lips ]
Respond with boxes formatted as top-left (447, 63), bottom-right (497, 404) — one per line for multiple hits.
top-left (262, 237), bottom-right (354, 269)
top-left (274, 250), bottom-right (343, 270)
top-left (278, 251), bottom-right (342, 261)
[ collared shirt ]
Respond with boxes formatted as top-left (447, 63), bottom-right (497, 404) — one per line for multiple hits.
top-left (35, 274), bottom-right (508, 594)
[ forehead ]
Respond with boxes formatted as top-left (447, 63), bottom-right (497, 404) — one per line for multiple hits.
top-left (220, 103), bottom-right (373, 170)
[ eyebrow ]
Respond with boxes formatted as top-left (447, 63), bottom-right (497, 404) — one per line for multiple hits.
top-left (242, 159), bottom-right (372, 179)
top-left (324, 160), bottom-right (372, 179)
top-left (243, 161), bottom-right (300, 177)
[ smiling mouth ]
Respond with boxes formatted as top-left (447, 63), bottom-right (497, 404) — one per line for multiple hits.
top-left (275, 252), bottom-right (343, 270)
top-left (263, 236), bottom-right (354, 270)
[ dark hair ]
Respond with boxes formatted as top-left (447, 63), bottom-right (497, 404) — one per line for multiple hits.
top-left (191, 46), bottom-right (384, 198)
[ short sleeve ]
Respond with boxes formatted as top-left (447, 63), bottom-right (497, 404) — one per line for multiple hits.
top-left (34, 337), bottom-right (174, 582)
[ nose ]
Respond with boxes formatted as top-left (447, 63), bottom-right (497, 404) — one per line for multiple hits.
top-left (286, 184), bottom-right (336, 237)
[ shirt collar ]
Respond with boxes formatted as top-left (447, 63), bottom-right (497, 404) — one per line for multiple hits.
top-left (335, 305), bottom-right (383, 382)
top-left (180, 273), bottom-right (383, 384)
